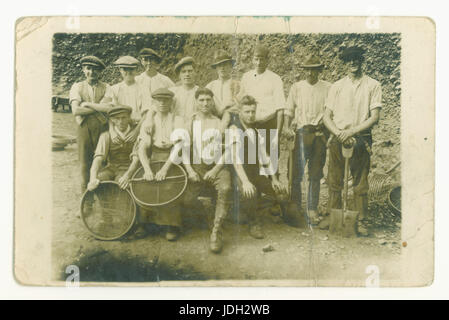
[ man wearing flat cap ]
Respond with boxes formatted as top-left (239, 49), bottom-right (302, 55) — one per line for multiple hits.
top-left (136, 48), bottom-right (175, 110)
top-left (237, 44), bottom-right (286, 159)
top-left (87, 105), bottom-right (141, 191)
top-left (137, 88), bottom-right (186, 241)
top-left (101, 56), bottom-right (150, 124)
top-left (206, 50), bottom-right (241, 121)
top-left (170, 56), bottom-right (201, 123)
top-left (69, 55), bottom-right (111, 193)
top-left (323, 46), bottom-right (382, 236)
top-left (284, 55), bottom-right (332, 226)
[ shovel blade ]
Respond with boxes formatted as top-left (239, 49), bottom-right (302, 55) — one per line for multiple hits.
top-left (329, 208), bottom-right (359, 238)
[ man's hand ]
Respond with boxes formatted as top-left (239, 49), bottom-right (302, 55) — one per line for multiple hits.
top-left (118, 173), bottom-right (131, 189)
top-left (271, 177), bottom-right (287, 194)
top-left (143, 169), bottom-right (154, 181)
top-left (203, 169), bottom-right (218, 183)
top-left (241, 180), bottom-right (257, 199)
top-left (87, 178), bottom-right (100, 191)
top-left (337, 129), bottom-right (355, 144)
top-left (187, 170), bottom-right (201, 183)
top-left (155, 168), bottom-right (169, 181)
top-left (283, 127), bottom-right (296, 140)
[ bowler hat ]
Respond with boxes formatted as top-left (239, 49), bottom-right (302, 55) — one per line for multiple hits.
top-left (211, 50), bottom-right (235, 68)
top-left (300, 55), bottom-right (324, 68)
top-left (340, 46), bottom-right (366, 62)
top-left (113, 56), bottom-right (140, 68)
top-left (152, 88), bottom-right (175, 100)
top-left (108, 105), bottom-right (133, 117)
top-left (139, 48), bottom-right (162, 62)
top-left (174, 56), bottom-right (195, 74)
top-left (80, 55), bottom-right (106, 70)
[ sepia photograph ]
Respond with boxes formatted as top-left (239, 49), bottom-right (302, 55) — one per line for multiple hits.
top-left (14, 16), bottom-right (434, 287)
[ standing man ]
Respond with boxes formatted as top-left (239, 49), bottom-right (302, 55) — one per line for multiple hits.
top-left (102, 56), bottom-right (150, 124)
top-left (229, 96), bottom-right (287, 240)
top-left (238, 44), bottom-right (286, 159)
top-left (69, 55), bottom-right (110, 193)
top-left (136, 48), bottom-right (175, 111)
top-left (284, 55), bottom-right (331, 225)
top-left (206, 50), bottom-right (241, 120)
top-left (170, 57), bottom-right (201, 122)
top-left (181, 88), bottom-right (233, 254)
top-left (323, 46), bottom-right (382, 236)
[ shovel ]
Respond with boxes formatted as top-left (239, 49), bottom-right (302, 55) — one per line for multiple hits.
top-left (329, 139), bottom-right (359, 237)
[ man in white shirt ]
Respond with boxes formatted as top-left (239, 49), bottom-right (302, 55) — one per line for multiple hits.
top-left (206, 50), bottom-right (240, 125)
top-left (284, 55), bottom-right (331, 225)
top-left (136, 48), bottom-right (175, 112)
top-left (170, 56), bottom-right (201, 122)
top-left (69, 55), bottom-right (110, 193)
top-left (323, 46), bottom-right (382, 236)
top-left (238, 44), bottom-right (286, 160)
top-left (102, 56), bottom-right (150, 124)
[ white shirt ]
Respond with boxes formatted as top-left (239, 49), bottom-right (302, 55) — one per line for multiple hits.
top-left (205, 78), bottom-right (240, 116)
top-left (286, 79), bottom-right (331, 129)
top-left (325, 75), bottom-right (382, 130)
top-left (238, 69), bottom-right (286, 122)
top-left (135, 72), bottom-right (175, 111)
top-left (170, 85), bottom-right (199, 122)
top-left (103, 81), bottom-right (149, 123)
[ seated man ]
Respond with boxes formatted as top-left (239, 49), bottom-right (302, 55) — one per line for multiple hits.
top-left (137, 88), bottom-right (186, 241)
top-left (87, 105), bottom-right (140, 190)
top-left (182, 88), bottom-right (233, 254)
top-left (228, 95), bottom-right (287, 239)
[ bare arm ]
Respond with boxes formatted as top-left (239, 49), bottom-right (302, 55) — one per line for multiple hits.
top-left (138, 135), bottom-right (154, 179)
top-left (72, 100), bottom-right (95, 116)
top-left (117, 156), bottom-right (141, 189)
top-left (349, 108), bottom-right (380, 135)
top-left (323, 108), bottom-right (340, 137)
top-left (81, 101), bottom-right (113, 113)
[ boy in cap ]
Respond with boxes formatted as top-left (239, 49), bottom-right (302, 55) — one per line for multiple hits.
top-left (170, 56), bottom-right (202, 122)
top-left (284, 55), bottom-right (332, 225)
top-left (69, 55), bottom-right (110, 193)
top-left (181, 88), bottom-right (233, 253)
top-left (137, 88), bottom-right (186, 241)
top-left (206, 50), bottom-right (241, 120)
top-left (101, 56), bottom-right (150, 124)
top-left (87, 105), bottom-right (141, 191)
top-left (323, 46), bottom-right (382, 236)
top-left (228, 95), bottom-right (287, 240)
top-left (237, 44), bottom-right (286, 158)
top-left (136, 48), bottom-right (175, 109)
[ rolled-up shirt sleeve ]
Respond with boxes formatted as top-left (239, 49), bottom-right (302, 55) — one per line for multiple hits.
top-left (369, 82), bottom-right (382, 110)
top-left (274, 76), bottom-right (286, 111)
top-left (285, 84), bottom-right (296, 118)
top-left (94, 132), bottom-right (108, 160)
top-left (69, 83), bottom-right (82, 111)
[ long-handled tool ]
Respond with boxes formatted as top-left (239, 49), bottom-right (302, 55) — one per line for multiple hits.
top-left (329, 139), bottom-right (359, 237)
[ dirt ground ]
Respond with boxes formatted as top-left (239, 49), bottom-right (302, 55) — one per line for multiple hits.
top-left (52, 111), bottom-right (401, 285)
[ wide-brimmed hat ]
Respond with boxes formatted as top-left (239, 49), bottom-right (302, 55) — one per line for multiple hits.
top-left (174, 56), bottom-right (195, 74)
top-left (138, 48), bottom-right (162, 63)
top-left (108, 105), bottom-right (133, 117)
top-left (80, 55), bottom-right (106, 70)
top-left (113, 56), bottom-right (140, 68)
top-left (340, 46), bottom-right (366, 62)
top-left (211, 50), bottom-right (235, 68)
top-left (300, 55), bottom-right (324, 69)
top-left (151, 88), bottom-right (175, 100)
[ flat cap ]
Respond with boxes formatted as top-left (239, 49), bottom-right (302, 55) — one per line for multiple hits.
top-left (80, 55), bottom-right (106, 70)
top-left (151, 88), bottom-right (175, 100)
top-left (211, 49), bottom-right (235, 68)
top-left (340, 46), bottom-right (366, 61)
top-left (174, 56), bottom-right (195, 74)
top-left (139, 48), bottom-right (162, 62)
top-left (108, 105), bottom-right (133, 117)
top-left (113, 56), bottom-right (140, 68)
top-left (300, 55), bottom-right (324, 68)
top-left (254, 44), bottom-right (269, 58)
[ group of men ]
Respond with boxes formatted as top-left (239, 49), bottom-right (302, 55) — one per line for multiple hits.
top-left (69, 43), bottom-right (382, 253)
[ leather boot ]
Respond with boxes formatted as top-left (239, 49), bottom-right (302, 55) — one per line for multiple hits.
top-left (249, 213), bottom-right (264, 239)
top-left (327, 190), bottom-right (342, 213)
top-left (354, 194), bottom-right (369, 236)
top-left (210, 201), bottom-right (228, 253)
